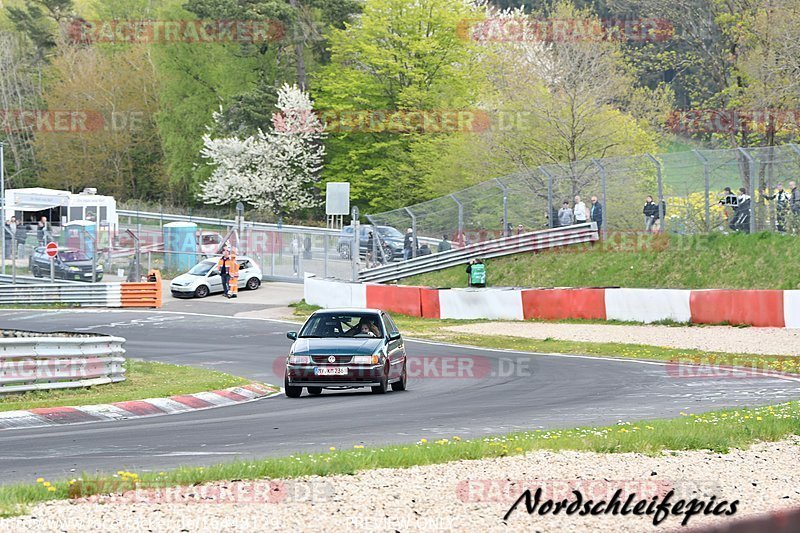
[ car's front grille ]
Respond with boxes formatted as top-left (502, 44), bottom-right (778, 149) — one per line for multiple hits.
top-left (311, 355), bottom-right (353, 364)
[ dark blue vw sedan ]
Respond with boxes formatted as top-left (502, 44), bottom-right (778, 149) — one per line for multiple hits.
top-left (284, 309), bottom-right (408, 397)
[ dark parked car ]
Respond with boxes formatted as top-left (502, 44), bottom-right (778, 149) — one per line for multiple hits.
top-left (29, 247), bottom-right (103, 281)
top-left (283, 309), bottom-right (407, 397)
top-left (337, 225), bottom-right (404, 261)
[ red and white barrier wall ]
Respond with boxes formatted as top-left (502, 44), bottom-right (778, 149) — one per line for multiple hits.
top-left (303, 277), bottom-right (800, 328)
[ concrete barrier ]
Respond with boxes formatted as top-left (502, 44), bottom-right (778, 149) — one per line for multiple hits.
top-left (605, 288), bottom-right (692, 323)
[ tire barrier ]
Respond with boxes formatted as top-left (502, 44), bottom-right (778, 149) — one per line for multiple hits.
top-left (304, 276), bottom-right (800, 328)
top-left (0, 330), bottom-right (126, 394)
top-left (0, 270), bottom-right (162, 308)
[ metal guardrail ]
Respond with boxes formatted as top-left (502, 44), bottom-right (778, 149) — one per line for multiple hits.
top-left (358, 222), bottom-right (599, 283)
top-left (0, 283), bottom-right (121, 307)
top-left (118, 210), bottom-right (339, 236)
top-left (0, 330), bottom-right (126, 394)
top-left (0, 274), bottom-right (81, 285)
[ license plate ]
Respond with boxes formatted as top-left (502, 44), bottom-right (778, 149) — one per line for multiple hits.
top-left (314, 367), bottom-right (348, 376)
top-left (84, 273), bottom-right (93, 277)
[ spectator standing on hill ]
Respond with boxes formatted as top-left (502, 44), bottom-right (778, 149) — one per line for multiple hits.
top-left (573, 196), bottom-right (587, 224)
top-left (732, 187), bottom-right (752, 232)
top-left (590, 196), bottom-right (603, 228)
top-left (762, 183), bottom-right (791, 232)
top-left (403, 228), bottom-right (413, 260)
top-left (790, 181), bottom-right (800, 234)
top-left (466, 258), bottom-right (486, 288)
top-left (643, 196), bottom-right (659, 232)
top-left (438, 235), bottom-right (451, 253)
top-left (558, 201), bottom-right (574, 226)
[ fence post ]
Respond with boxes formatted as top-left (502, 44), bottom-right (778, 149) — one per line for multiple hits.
top-left (404, 207), bottom-right (417, 258)
top-left (540, 167), bottom-right (554, 229)
top-left (738, 147), bottom-right (756, 234)
top-left (645, 154), bottom-right (664, 234)
top-left (449, 194), bottom-right (463, 242)
top-left (323, 234), bottom-right (328, 278)
top-left (494, 179), bottom-right (509, 236)
top-left (692, 150), bottom-right (711, 232)
top-left (589, 159), bottom-right (607, 237)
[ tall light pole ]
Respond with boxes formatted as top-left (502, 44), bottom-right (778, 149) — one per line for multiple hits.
top-left (1, 141), bottom-right (5, 275)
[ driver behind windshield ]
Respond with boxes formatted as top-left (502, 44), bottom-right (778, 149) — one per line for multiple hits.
top-left (344, 317), bottom-right (381, 337)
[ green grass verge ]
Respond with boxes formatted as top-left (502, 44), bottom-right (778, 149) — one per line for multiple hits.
top-left (0, 360), bottom-right (253, 412)
top-left (405, 232), bottom-right (800, 290)
top-left (2, 401), bottom-right (798, 517)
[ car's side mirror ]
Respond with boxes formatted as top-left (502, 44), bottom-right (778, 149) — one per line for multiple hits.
top-left (209, 270), bottom-right (219, 277)
top-left (389, 333), bottom-right (401, 341)
top-left (286, 331), bottom-right (298, 340)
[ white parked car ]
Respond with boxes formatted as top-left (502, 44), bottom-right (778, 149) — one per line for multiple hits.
top-left (170, 256), bottom-right (262, 298)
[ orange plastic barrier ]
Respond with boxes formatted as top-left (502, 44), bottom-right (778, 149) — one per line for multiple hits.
top-left (366, 284), bottom-right (422, 317)
top-left (521, 288), bottom-right (607, 320)
top-left (121, 269), bottom-right (163, 308)
top-left (689, 289), bottom-right (784, 327)
top-left (420, 288), bottom-right (441, 319)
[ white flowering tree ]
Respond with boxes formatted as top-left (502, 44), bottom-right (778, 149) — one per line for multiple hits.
top-left (199, 84), bottom-right (325, 216)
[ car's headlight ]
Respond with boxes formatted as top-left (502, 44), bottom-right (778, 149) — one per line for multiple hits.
top-left (288, 355), bottom-right (311, 364)
top-left (68, 266), bottom-right (80, 271)
top-left (352, 355), bottom-right (379, 365)
top-left (97, 264), bottom-right (103, 271)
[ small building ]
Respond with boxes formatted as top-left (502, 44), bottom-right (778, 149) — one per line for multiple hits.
top-left (4, 187), bottom-right (118, 230)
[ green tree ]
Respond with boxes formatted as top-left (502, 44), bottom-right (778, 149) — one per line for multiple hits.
top-left (316, 0), bottom-right (484, 211)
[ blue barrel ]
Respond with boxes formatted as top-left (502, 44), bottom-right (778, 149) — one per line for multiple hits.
top-left (163, 222), bottom-right (197, 272)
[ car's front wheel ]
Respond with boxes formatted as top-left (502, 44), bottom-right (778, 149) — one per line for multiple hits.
top-left (246, 277), bottom-right (261, 290)
top-left (371, 366), bottom-right (389, 394)
top-left (194, 285), bottom-right (210, 298)
top-left (391, 361), bottom-right (407, 392)
top-left (284, 373), bottom-right (302, 398)
top-left (338, 244), bottom-right (351, 260)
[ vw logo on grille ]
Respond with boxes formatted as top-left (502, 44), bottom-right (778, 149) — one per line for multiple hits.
top-left (328, 356), bottom-right (336, 363)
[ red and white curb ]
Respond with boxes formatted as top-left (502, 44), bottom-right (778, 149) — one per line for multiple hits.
top-left (0, 383), bottom-right (280, 431)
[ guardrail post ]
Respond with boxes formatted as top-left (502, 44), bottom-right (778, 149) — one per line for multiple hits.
top-left (693, 150), bottom-right (711, 232)
top-left (645, 154), bottom-right (664, 234)
top-left (323, 235), bottom-right (328, 278)
top-left (494, 179), bottom-right (509, 236)
top-left (449, 194), bottom-right (463, 242)
top-left (540, 167), bottom-right (554, 229)
top-left (738, 147), bottom-right (756, 234)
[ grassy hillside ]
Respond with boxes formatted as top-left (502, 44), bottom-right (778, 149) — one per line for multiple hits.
top-left (405, 232), bottom-right (800, 290)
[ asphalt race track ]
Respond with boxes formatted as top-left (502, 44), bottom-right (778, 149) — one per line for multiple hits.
top-left (2, 309), bottom-right (800, 484)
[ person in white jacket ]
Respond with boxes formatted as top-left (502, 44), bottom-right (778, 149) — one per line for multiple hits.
top-left (573, 195), bottom-right (587, 223)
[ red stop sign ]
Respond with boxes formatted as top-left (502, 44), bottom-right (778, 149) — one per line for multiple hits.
top-left (45, 242), bottom-right (58, 258)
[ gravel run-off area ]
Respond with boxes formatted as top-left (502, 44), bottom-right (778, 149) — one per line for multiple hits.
top-left (2, 437), bottom-right (799, 532)
top-left (445, 322), bottom-right (800, 356)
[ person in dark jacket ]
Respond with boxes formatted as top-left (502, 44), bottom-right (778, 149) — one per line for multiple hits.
top-left (403, 228), bottom-right (413, 260)
top-left (590, 196), bottom-right (603, 228)
top-left (732, 187), bottom-right (751, 233)
top-left (643, 196), bottom-right (659, 232)
top-left (366, 230), bottom-right (376, 267)
top-left (790, 181), bottom-right (800, 234)
top-left (438, 235), bottom-right (451, 253)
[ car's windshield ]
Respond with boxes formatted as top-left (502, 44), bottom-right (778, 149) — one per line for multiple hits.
top-left (299, 313), bottom-right (384, 338)
top-left (377, 226), bottom-right (403, 239)
top-left (188, 261), bottom-right (216, 276)
top-left (200, 234), bottom-right (220, 245)
top-left (59, 251), bottom-right (89, 262)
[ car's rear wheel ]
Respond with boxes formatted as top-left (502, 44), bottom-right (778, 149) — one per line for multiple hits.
top-left (307, 387), bottom-right (322, 395)
top-left (371, 367), bottom-right (389, 394)
top-left (194, 285), bottom-right (210, 298)
top-left (246, 277), bottom-right (261, 290)
top-left (31, 265), bottom-right (42, 277)
top-left (284, 374), bottom-right (302, 398)
top-left (391, 361), bottom-right (407, 391)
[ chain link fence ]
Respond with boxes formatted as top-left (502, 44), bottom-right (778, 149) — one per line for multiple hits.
top-left (367, 144), bottom-right (800, 242)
